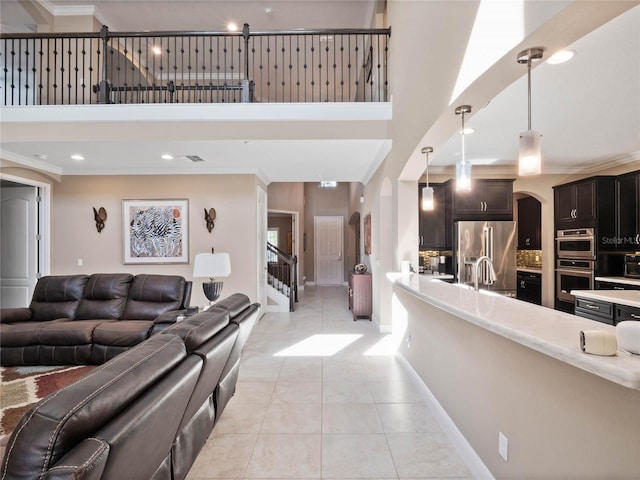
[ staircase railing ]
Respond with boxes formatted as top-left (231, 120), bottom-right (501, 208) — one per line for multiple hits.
top-left (267, 242), bottom-right (298, 312)
top-left (1, 24), bottom-right (390, 106)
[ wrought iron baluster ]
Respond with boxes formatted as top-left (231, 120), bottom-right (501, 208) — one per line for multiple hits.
top-left (2, 38), bottom-right (6, 105)
top-left (295, 35), bottom-right (300, 102)
top-left (288, 35), bottom-right (292, 103)
top-left (34, 38), bottom-right (44, 105)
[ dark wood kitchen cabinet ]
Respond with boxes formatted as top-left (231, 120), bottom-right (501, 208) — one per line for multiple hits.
top-left (419, 182), bottom-right (452, 250)
top-left (517, 196), bottom-right (541, 250)
top-left (554, 177), bottom-right (615, 229)
top-left (616, 170), bottom-right (640, 250)
top-left (517, 271), bottom-right (542, 305)
top-left (348, 272), bottom-right (371, 321)
top-left (452, 179), bottom-right (514, 221)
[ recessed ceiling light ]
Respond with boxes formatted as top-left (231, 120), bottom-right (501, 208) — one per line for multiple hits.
top-left (70, 154), bottom-right (85, 161)
top-left (152, 46), bottom-right (162, 55)
top-left (161, 154), bottom-right (174, 160)
top-left (547, 49), bottom-right (575, 65)
top-left (227, 22), bottom-right (238, 32)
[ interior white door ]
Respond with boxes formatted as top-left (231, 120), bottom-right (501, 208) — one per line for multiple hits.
top-left (257, 185), bottom-right (267, 312)
top-left (1, 186), bottom-right (38, 307)
top-left (315, 216), bottom-right (344, 285)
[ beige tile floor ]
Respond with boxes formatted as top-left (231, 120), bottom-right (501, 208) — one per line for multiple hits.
top-left (187, 285), bottom-right (475, 480)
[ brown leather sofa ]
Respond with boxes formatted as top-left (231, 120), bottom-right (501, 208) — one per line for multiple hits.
top-left (0, 293), bottom-right (260, 480)
top-left (0, 273), bottom-right (192, 366)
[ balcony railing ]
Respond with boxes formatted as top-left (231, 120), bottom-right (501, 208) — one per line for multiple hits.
top-left (0, 24), bottom-right (390, 106)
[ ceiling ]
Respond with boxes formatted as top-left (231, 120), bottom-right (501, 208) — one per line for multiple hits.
top-left (1, 1), bottom-right (638, 183)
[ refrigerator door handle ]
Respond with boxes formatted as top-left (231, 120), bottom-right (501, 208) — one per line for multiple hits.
top-left (483, 226), bottom-right (495, 285)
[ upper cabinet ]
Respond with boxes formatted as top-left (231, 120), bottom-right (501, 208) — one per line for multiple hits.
top-left (554, 181), bottom-right (597, 225)
top-left (554, 177), bottom-right (615, 229)
top-left (419, 182), bottom-right (452, 250)
top-left (517, 196), bottom-right (541, 250)
top-left (616, 170), bottom-right (640, 250)
top-left (553, 176), bottom-right (616, 247)
top-left (452, 179), bottom-right (514, 221)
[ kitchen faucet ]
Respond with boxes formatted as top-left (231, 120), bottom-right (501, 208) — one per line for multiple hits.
top-left (474, 256), bottom-right (497, 291)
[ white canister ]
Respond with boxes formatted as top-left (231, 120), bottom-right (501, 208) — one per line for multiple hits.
top-left (616, 321), bottom-right (640, 354)
top-left (401, 260), bottom-right (411, 275)
top-left (580, 330), bottom-right (618, 356)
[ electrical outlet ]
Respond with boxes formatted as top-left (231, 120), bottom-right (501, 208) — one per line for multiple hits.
top-left (77, 258), bottom-right (83, 267)
top-left (498, 432), bottom-right (508, 462)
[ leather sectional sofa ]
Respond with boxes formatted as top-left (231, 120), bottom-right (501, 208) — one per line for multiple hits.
top-left (0, 293), bottom-right (260, 480)
top-left (0, 273), bottom-right (193, 365)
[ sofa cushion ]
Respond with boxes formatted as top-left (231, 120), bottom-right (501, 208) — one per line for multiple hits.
top-left (39, 320), bottom-right (115, 345)
top-left (29, 275), bottom-right (88, 322)
top-left (0, 335), bottom-right (187, 479)
top-left (0, 320), bottom-right (68, 347)
top-left (75, 274), bottom-right (133, 320)
top-left (162, 310), bottom-right (230, 353)
top-left (93, 320), bottom-right (154, 347)
top-left (122, 275), bottom-right (186, 320)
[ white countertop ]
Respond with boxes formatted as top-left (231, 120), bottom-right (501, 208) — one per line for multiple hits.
top-left (571, 290), bottom-right (640, 309)
top-left (595, 276), bottom-right (640, 287)
top-left (388, 272), bottom-right (640, 390)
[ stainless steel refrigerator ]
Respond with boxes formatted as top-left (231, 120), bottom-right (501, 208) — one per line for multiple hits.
top-left (454, 221), bottom-right (517, 294)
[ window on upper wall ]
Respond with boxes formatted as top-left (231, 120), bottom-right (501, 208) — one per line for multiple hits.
top-left (267, 228), bottom-right (279, 262)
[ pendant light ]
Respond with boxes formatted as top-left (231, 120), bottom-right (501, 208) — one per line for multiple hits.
top-left (517, 47), bottom-right (544, 176)
top-left (421, 147), bottom-right (434, 211)
top-left (454, 105), bottom-right (472, 192)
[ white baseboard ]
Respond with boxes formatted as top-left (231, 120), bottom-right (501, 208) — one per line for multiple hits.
top-left (305, 281), bottom-right (316, 287)
top-left (396, 354), bottom-right (496, 480)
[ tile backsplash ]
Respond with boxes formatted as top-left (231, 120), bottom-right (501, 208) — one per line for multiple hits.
top-left (517, 250), bottom-right (542, 268)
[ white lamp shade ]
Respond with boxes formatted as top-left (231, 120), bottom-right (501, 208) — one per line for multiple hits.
top-left (193, 252), bottom-right (231, 278)
top-left (421, 186), bottom-right (434, 210)
top-left (519, 130), bottom-right (542, 176)
top-left (456, 161), bottom-right (472, 192)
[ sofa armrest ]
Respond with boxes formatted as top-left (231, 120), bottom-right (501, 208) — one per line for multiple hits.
top-left (0, 307), bottom-right (33, 323)
top-left (153, 309), bottom-right (189, 325)
top-left (42, 438), bottom-right (109, 480)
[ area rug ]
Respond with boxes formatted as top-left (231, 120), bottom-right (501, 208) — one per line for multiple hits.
top-left (1, 364), bottom-right (96, 455)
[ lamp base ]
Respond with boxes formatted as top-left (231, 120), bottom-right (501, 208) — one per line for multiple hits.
top-left (203, 281), bottom-right (224, 304)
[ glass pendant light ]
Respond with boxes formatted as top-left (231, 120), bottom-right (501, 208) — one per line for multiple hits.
top-left (517, 48), bottom-right (544, 176)
top-left (421, 147), bottom-right (434, 211)
top-left (455, 105), bottom-right (472, 192)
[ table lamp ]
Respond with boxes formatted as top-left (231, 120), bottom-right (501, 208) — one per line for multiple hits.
top-left (193, 251), bottom-right (231, 304)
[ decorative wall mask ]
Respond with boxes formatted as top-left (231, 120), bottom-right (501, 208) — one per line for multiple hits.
top-left (93, 207), bottom-right (107, 233)
top-left (204, 208), bottom-right (216, 233)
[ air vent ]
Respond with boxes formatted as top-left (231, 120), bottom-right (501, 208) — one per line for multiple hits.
top-left (184, 155), bottom-right (205, 163)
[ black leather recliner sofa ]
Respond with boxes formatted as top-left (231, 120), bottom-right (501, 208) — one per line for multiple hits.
top-left (0, 293), bottom-right (260, 480)
top-left (0, 273), bottom-right (192, 365)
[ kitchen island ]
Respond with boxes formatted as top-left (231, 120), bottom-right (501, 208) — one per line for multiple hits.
top-left (389, 272), bottom-right (640, 479)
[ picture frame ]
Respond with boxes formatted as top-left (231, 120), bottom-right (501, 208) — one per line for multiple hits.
top-left (364, 213), bottom-right (372, 255)
top-left (122, 199), bottom-right (189, 264)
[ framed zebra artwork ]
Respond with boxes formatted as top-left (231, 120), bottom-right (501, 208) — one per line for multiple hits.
top-left (122, 199), bottom-right (189, 264)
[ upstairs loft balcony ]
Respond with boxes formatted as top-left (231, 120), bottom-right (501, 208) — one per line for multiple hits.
top-left (0, 24), bottom-right (390, 106)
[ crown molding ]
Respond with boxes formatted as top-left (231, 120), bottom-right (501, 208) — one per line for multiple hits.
top-left (37, 1), bottom-right (112, 28)
top-left (0, 149), bottom-right (63, 176)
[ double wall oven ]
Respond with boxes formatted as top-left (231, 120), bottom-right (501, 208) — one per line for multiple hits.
top-left (556, 228), bottom-right (595, 305)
